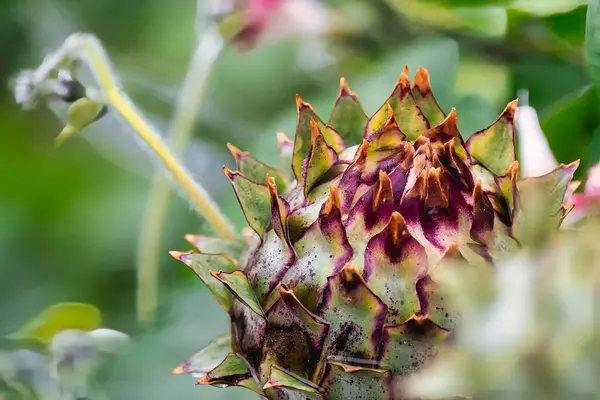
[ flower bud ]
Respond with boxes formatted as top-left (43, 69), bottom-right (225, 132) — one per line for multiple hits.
top-left (56, 98), bottom-right (107, 146)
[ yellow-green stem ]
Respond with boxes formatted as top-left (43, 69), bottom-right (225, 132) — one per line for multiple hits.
top-left (136, 29), bottom-right (224, 323)
top-left (105, 87), bottom-right (236, 238)
top-left (136, 178), bottom-right (171, 324)
top-left (24, 33), bottom-right (237, 323)
top-left (71, 34), bottom-right (236, 239)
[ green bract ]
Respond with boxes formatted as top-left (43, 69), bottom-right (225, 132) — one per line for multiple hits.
top-left (172, 66), bottom-right (578, 399)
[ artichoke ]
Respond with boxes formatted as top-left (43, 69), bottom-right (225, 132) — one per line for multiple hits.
top-left (171, 67), bottom-right (578, 399)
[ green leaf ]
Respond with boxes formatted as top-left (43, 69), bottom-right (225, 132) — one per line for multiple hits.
top-left (172, 334), bottom-right (231, 375)
top-left (211, 271), bottom-right (265, 318)
top-left (515, 54), bottom-right (589, 114)
top-left (545, 6), bottom-right (587, 47)
top-left (540, 86), bottom-right (598, 168)
top-left (587, 0), bottom-right (600, 96)
top-left (223, 168), bottom-right (270, 239)
top-left (173, 252), bottom-right (237, 311)
top-left (9, 303), bottom-right (101, 344)
top-left (327, 78), bottom-right (368, 145)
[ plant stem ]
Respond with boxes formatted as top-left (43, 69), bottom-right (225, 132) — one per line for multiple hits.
top-left (136, 28), bottom-right (224, 323)
top-left (42, 34), bottom-right (237, 239)
top-left (107, 84), bottom-right (236, 240)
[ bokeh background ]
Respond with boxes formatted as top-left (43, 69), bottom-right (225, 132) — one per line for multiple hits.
top-left (0, 0), bottom-right (596, 398)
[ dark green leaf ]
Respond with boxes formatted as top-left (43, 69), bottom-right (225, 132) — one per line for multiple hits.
top-left (540, 86), bottom-right (599, 171)
top-left (586, 0), bottom-right (600, 95)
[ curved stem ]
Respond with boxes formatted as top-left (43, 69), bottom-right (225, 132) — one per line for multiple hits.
top-left (46, 33), bottom-right (237, 239)
top-left (106, 88), bottom-right (235, 237)
top-left (136, 29), bottom-right (225, 323)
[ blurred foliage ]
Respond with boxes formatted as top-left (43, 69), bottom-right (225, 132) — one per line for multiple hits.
top-left (0, 303), bottom-right (129, 399)
top-left (1, 0), bottom-right (599, 398)
top-left (8, 303), bottom-right (100, 345)
top-left (407, 213), bottom-right (600, 399)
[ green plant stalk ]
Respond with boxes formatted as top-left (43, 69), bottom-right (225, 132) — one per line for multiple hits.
top-left (30, 33), bottom-right (236, 239)
top-left (136, 28), bottom-right (225, 324)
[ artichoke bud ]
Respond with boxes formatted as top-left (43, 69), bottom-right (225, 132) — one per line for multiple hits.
top-left (171, 66), bottom-right (579, 399)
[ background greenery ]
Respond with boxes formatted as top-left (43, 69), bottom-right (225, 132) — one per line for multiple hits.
top-left (1, 0), bottom-right (598, 398)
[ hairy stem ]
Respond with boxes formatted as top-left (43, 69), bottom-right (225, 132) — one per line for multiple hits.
top-left (136, 28), bottom-right (224, 323)
top-left (37, 33), bottom-right (237, 239)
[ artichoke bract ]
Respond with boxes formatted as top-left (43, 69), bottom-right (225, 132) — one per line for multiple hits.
top-left (171, 66), bottom-right (578, 399)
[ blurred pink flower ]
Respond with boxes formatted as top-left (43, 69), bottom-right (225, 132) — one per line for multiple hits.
top-left (233, 0), bottom-right (285, 48)
top-left (564, 162), bottom-right (600, 225)
top-left (217, 0), bottom-right (337, 50)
